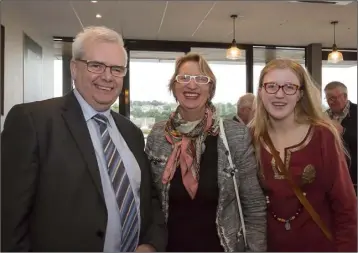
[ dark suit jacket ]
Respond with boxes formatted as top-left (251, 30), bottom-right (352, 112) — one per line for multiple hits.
top-left (341, 102), bottom-right (357, 186)
top-left (1, 92), bottom-right (167, 252)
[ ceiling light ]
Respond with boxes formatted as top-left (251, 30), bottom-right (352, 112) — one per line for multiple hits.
top-left (327, 20), bottom-right (343, 63)
top-left (91, 0), bottom-right (98, 3)
top-left (328, 50), bottom-right (343, 63)
top-left (226, 14), bottom-right (241, 60)
top-left (226, 44), bottom-right (241, 60)
top-left (96, 14), bottom-right (102, 19)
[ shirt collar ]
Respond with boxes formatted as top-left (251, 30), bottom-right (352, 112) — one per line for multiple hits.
top-left (73, 89), bottom-right (112, 125)
top-left (327, 100), bottom-right (351, 121)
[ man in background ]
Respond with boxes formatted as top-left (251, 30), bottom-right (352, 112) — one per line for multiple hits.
top-left (324, 81), bottom-right (357, 193)
top-left (233, 93), bottom-right (255, 125)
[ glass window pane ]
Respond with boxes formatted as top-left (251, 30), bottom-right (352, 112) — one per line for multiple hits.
top-left (128, 51), bottom-right (185, 139)
top-left (111, 97), bottom-right (119, 112)
top-left (54, 59), bottom-right (63, 98)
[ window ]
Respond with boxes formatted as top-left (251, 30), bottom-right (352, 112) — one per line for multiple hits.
top-left (253, 47), bottom-right (306, 94)
top-left (111, 97), bottom-right (120, 112)
top-left (129, 51), bottom-right (185, 137)
top-left (190, 47), bottom-right (247, 119)
top-left (321, 60), bottom-right (357, 107)
top-left (53, 58), bottom-right (63, 98)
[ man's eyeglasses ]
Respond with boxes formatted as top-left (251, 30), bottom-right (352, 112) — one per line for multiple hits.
top-left (325, 93), bottom-right (344, 103)
top-left (262, 82), bottom-right (301, 95)
top-left (77, 59), bottom-right (127, 77)
top-left (175, 75), bottom-right (211, 85)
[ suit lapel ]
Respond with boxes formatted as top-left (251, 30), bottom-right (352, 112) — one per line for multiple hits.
top-left (61, 93), bottom-right (104, 201)
top-left (342, 102), bottom-right (354, 126)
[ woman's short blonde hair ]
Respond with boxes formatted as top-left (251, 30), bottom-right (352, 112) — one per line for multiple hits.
top-left (168, 53), bottom-right (216, 101)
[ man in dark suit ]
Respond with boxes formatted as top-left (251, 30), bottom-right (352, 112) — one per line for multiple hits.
top-left (1, 26), bottom-right (167, 252)
top-left (324, 81), bottom-right (357, 193)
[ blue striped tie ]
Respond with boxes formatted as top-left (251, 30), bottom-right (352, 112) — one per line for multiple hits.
top-left (93, 114), bottom-right (139, 252)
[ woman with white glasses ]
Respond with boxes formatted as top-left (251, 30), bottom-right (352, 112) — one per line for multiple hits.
top-left (145, 53), bottom-right (267, 252)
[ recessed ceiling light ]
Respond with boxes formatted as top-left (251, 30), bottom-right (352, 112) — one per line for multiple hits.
top-left (96, 14), bottom-right (102, 18)
top-left (91, 0), bottom-right (98, 3)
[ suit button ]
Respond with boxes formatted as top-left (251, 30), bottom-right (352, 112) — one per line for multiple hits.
top-left (96, 230), bottom-right (104, 238)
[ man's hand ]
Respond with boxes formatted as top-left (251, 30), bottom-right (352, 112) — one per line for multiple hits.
top-left (136, 244), bottom-right (156, 252)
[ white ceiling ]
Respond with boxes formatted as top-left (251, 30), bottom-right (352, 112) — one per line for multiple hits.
top-left (2, 0), bottom-right (357, 49)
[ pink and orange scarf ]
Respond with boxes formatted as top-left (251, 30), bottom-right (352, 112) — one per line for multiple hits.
top-left (163, 103), bottom-right (219, 199)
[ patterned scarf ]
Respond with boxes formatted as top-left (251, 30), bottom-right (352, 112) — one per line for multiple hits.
top-left (163, 103), bottom-right (220, 199)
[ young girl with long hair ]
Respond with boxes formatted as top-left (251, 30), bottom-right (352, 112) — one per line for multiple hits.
top-left (250, 59), bottom-right (357, 252)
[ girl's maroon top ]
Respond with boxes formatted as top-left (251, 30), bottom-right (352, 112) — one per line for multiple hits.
top-left (259, 125), bottom-right (357, 252)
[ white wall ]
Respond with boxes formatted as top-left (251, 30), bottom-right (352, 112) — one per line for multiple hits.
top-left (1, 2), bottom-right (54, 130)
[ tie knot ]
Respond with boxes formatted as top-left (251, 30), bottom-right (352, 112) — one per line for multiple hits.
top-left (93, 114), bottom-right (108, 126)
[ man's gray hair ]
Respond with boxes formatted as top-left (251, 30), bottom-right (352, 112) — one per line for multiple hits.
top-left (324, 81), bottom-right (348, 94)
top-left (237, 93), bottom-right (255, 110)
top-left (72, 26), bottom-right (128, 63)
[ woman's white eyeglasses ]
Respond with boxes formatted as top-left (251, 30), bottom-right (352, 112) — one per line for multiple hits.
top-left (175, 75), bottom-right (211, 85)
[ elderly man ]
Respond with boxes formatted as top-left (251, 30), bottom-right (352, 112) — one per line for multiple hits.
top-left (324, 81), bottom-right (357, 192)
top-left (1, 26), bottom-right (167, 252)
top-left (233, 93), bottom-right (255, 125)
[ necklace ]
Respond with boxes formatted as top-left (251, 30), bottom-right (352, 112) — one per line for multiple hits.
top-left (265, 193), bottom-right (306, 231)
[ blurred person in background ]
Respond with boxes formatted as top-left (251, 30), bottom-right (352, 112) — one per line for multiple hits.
top-left (233, 93), bottom-right (255, 125)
